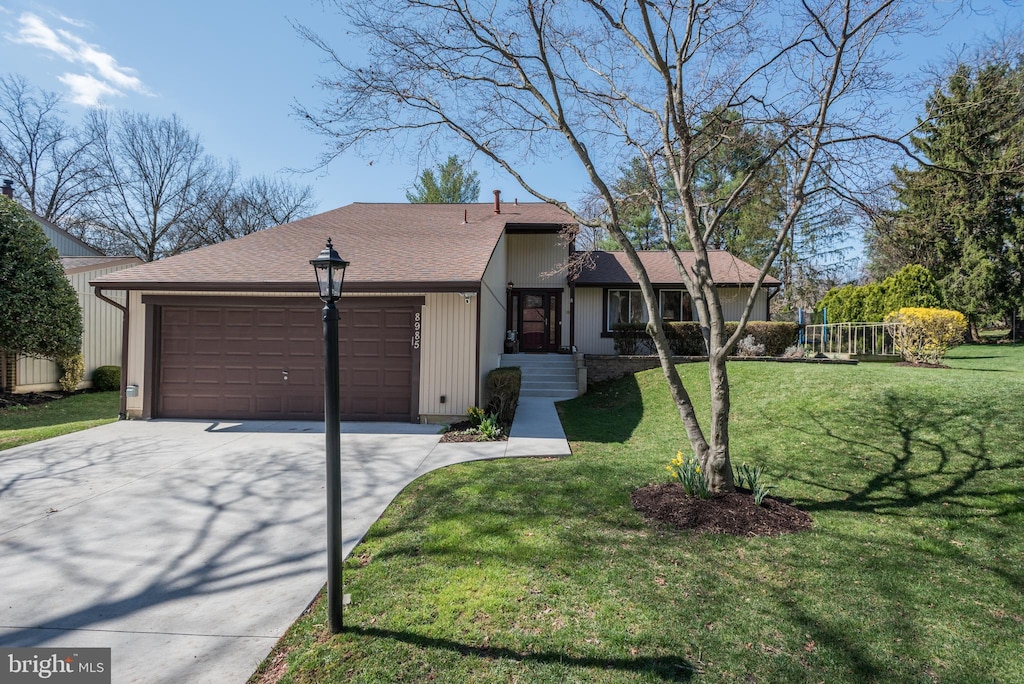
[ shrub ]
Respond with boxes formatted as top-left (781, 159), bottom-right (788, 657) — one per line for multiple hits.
top-left (885, 307), bottom-right (967, 365)
top-left (0, 196), bottom-right (82, 360)
top-left (611, 323), bottom-right (653, 355)
top-left (485, 367), bottom-right (521, 426)
top-left (883, 264), bottom-right (943, 314)
top-left (735, 335), bottom-right (766, 357)
top-left (664, 322), bottom-right (706, 355)
top-left (781, 345), bottom-right (806, 359)
top-left (817, 265), bottom-right (944, 323)
top-left (743, 322), bottom-right (798, 355)
top-left (58, 352), bottom-right (85, 392)
top-left (93, 365), bottom-right (121, 392)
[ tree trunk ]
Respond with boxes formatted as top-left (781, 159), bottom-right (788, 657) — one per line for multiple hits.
top-left (704, 353), bottom-right (736, 492)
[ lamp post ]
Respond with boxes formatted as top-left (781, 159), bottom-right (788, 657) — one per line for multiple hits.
top-left (310, 238), bottom-right (349, 634)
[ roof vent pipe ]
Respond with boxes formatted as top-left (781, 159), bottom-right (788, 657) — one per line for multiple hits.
top-left (493, 189), bottom-right (501, 214)
top-left (1, 179), bottom-right (13, 199)
top-left (462, 209), bottom-right (468, 224)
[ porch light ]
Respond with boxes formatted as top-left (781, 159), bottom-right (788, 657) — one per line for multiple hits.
top-left (310, 238), bottom-right (349, 302)
top-left (310, 238), bottom-right (349, 634)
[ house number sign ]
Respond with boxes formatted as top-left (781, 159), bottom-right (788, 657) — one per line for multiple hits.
top-left (412, 312), bottom-right (422, 350)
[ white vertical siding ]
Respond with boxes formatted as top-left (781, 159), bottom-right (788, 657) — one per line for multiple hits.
top-left (507, 233), bottom-right (569, 288)
top-left (479, 235), bottom-right (508, 402)
top-left (15, 263), bottom-right (131, 392)
top-left (125, 290), bottom-right (146, 417)
top-left (507, 233), bottom-right (571, 346)
top-left (719, 287), bottom-right (769, 321)
top-left (574, 287), bottom-right (616, 355)
top-left (418, 292), bottom-right (477, 417)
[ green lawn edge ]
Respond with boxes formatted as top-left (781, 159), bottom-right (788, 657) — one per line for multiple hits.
top-left (251, 345), bottom-right (1023, 683)
top-left (0, 391), bottom-right (120, 451)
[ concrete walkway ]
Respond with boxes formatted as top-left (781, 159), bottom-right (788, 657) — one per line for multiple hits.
top-left (0, 398), bottom-right (571, 684)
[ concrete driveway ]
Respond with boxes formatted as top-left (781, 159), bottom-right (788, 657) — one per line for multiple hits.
top-left (0, 419), bottom-right (519, 683)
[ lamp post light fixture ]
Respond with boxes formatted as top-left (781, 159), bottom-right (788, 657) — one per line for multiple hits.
top-left (310, 238), bottom-right (349, 634)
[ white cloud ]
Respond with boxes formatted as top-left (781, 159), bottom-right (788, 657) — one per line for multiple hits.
top-left (10, 12), bottom-right (150, 106)
top-left (58, 72), bottom-right (122, 107)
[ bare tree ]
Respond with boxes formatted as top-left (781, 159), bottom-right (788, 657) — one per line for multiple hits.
top-left (300, 0), bottom-right (954, 491)
top-left (85, 111), bottom-right (231, 261)
top-left (195, 174), bottom-right (317, 245)
top-left (0, 74), bottom-right (100, 229)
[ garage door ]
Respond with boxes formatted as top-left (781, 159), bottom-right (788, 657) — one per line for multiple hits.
top-left (156, 300), bottom-right (418, 421)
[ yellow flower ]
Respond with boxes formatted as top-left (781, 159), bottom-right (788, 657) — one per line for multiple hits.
top-left (694, 466), bottom-right (701, 474)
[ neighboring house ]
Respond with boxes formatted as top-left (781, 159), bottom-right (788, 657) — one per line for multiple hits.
top-left (0, 182), bottom-right (141, 393)
top-left (91, 193), bottom-right (778, 423)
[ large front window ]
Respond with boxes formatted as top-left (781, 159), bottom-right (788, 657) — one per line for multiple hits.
top-left (659, 289), bottom-right (693, 322)
top-left (608, 289), bottom-right (647, 329)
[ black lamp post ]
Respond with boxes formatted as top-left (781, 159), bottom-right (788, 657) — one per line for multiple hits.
top-left (310, 238), bottom-right (349, 634)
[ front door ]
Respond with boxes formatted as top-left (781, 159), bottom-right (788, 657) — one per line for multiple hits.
top-left (518, 291), bottom-right (560, 352)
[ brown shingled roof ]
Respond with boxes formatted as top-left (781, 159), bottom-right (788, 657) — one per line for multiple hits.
top-left (62, 256), bottom-right (142, 275)
top-left (573, 250), bottom-right (781, 287)
top-left (92, 202), bottom-right (575, 292)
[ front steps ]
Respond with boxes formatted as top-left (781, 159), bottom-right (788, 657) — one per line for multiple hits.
top-left (500, 353), bottom-right (579, 400)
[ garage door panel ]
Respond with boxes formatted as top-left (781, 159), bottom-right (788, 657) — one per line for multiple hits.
top-left (352, 310), bottom-right (381, 327)
top-left (193, 310), bottom-right (223, 326)
top-left (384, 340), bottom-right (411, 358)
top-left (351, 340), bottom-right (381, 357)
top-left (286, 368), bottom-right (318, 387)
top-left (223, 367), bottom-right (253, 384)
top-left (157, 302), bottom-right (417, 421)
top-left (351, 368), bottom-right (381, 387)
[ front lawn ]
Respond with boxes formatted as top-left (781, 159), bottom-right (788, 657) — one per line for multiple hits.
top-left (252, 345), bottom-right (1024, 683)
top-left (0, 391), bottom-right (120, 451)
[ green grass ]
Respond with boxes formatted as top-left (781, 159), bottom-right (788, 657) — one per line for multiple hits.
top-left (0, 391), bottom-right (120, 451)
top-left (253, 345), bottom-right (1024, 683)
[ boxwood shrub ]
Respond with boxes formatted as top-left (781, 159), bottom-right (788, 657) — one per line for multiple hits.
top-left (92, 365), bottom-right (121, 392)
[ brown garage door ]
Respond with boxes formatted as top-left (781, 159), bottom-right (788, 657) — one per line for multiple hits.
top-left (156, 300), bottom-right (418, 421)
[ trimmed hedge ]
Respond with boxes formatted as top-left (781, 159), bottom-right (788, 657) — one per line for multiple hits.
top-left (93, 365), bottom-right (121, 392)
top-left (485, 367), bottom-right (521, 426)
top-left (611, 321), bottom-right (798, 357)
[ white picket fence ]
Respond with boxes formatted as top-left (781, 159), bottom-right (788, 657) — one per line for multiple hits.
top-left (803, 322), bottom-right (899, 358)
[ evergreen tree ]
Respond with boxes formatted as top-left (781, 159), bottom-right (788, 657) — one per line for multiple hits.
top-left (406, 155), bottom-right (481, 203)
top-left (0, 196), bottom-right (82, 365)
top-left (881, 59), bottom-right (1024, 337)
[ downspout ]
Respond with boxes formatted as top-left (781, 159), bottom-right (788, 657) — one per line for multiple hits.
top-left (94, 286), bottom-right (129, 420)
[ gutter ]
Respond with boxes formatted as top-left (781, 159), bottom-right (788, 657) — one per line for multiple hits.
top-left (94, 286), bottom-right (130, 420)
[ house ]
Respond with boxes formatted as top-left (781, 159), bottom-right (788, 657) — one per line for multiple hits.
top-left (0, 181), bottom-right (141, 393)
top-left (91, 193), bottom-right (778, 423)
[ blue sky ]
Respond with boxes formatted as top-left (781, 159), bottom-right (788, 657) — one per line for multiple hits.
top-left (0, 1), bottom-right (1021, 216)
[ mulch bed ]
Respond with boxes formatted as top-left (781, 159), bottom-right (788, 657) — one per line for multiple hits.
top-left (0, 391), bottom-right (66, 410)
top-left (439, 420), bottom-right (509, 443)
top-left (631, 483), bottom-right (813, 537)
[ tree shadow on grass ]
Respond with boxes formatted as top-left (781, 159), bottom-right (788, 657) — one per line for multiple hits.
top-left (779, 389), bottom-right (1024, 518)
top-left (343, 626), bottom-right (695, 681)
top-left (558, 374), bottom-right (644, 444)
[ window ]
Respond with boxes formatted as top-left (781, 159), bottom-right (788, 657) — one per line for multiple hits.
top-left (608, 289), bottom-right (647, 329)
top-left (659, 290), bottom-right (693, 322)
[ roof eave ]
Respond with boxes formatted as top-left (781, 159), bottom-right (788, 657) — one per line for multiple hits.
top-left (88, 279), bottom-right (483, 294)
